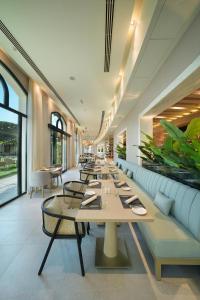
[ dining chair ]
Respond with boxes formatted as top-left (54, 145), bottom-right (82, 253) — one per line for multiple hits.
top-left (50, 165), bottom-right (63, 186)
top-left (38, 194), bottom-right (86, 276)
top-left (79, 169), bottom-right (96, 182)
top-left (63, 180), bottom-right (87, 197)
top-left (30, 170), bottom-right (51, 198)
top-left (63, 181), bottom-right (90, 235)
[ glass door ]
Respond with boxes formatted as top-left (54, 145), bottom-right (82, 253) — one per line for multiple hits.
top-left (0, 64), bottom-right (27, 206)
top-left (0, 107), bottom-right (19, 205)
top-left (50, 131), bottom-right (67, 169)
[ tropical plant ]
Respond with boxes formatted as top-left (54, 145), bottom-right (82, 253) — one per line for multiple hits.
top-left (139, 118), bottom-right (200, 174)
top-left (116, 143), bottom-right (126, 160)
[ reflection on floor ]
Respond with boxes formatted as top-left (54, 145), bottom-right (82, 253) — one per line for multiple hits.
top-left (0, 168), bottom-right (199, 300)
top-left (0, 174), bottom-right (17, 205)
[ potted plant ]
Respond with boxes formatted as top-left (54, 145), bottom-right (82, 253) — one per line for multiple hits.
top-left (137, 118), bottom-right (200, 189)
top-left (116, 143), bottom-right (126, 160)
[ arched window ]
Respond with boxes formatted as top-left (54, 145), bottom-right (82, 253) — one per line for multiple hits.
top-left (51, 112), bottom-right (66, 132)
top-left (49, 112), bottom-right (67, 171)
top-left (0, 61), bottom-right (27, 206)
top-left (0, 74), bottom-right (9, 105)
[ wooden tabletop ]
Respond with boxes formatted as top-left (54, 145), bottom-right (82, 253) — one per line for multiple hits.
top-left (76, 179), bottom-right (154, 223)
top-left (86, 165), bottom-right (118, 175)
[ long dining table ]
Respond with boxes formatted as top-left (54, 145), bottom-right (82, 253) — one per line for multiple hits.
top-left (76, 178), bottom-right (153, 268)
top-left (83, 164), bottom-right (118, 180)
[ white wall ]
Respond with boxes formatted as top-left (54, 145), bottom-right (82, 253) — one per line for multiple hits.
top-left (114, 12), bottom-right (200, 163)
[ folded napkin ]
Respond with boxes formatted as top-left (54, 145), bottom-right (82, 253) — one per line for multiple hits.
top-left (88, 181), bottom-right (99, 187)
top-left (81, 195), bottom-right (97, 206)
top-left (117, 181), bottom-right (126, 187)
top-left (89, 179), bottom-right (99, 183)
top-left (85, 190), bottom-right (96, 196)
top-left (124, 195), bottom-right (139, 204)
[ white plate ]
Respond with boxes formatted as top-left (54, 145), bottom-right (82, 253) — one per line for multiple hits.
top-left (85, 190), bottom-right (96, 196)
top-left (132, 207), bottom-right (147, 216)
top-left (122, 187), bottom-right (131, 191)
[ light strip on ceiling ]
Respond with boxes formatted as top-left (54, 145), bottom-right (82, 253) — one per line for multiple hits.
top-left (94, 110), bottom-right (105, 140)
top-left (0, 20), bottom-right (80, 125)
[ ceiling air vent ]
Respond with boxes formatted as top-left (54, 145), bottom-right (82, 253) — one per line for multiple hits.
top-left (104, 0), bottom-right (115, 72)
top-left (0, 20), bottom-right (80, 125)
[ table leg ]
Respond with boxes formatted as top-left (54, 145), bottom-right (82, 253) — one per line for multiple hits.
top-left (95, 222), bottom-right (131, 268)
top-left (103, 222), bottom-right (117, 257)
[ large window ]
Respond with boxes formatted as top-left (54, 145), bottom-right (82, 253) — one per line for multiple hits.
top-left (74, 128), bottom-right (80, 165)
top-left (0, 63), bottom-right (27, 206)
top-left (49, 112), bottom-right (67, 170)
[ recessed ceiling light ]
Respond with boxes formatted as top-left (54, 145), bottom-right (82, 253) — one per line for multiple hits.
top-left (193, 90), bottom-right (200, 95)
top-left (183, 112), bottom-right (190, 115)
top-left (69, 76), bottom-right (76, 80)
top-left (130, 20), bottom-right (136, 26)
top-left (191, 109), bottom-right (198, 112)
top-left (170, 106), bottom-right (185, 110)
top-left (118, 71), bottom-right (123, 78)
top-left (154, 116), bottom-right (166, 119)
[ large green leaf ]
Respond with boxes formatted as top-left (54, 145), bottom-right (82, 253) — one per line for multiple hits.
top-left (162, 156), bottom-right (180, 167)
top-left (160, 120), bottom-right (184, 140)
top-left (191, 139), bottom-right (200, 153)
top-left (162, 136), bottom-right (173, 151)
top-left (184, 118), bottom-right (200, 139)
top-left (141, 131), bottom-right (153, 141)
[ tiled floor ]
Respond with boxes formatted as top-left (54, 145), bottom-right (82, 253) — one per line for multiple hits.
top-left (0, 168), bottom-right (199, 300)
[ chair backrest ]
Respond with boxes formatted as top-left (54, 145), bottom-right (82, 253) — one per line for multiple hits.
top-left (30, 171), bottom-right (51, 187)
top-left (80, 170), bottom-right (95, 182)
top-left (42, 195), bottom-right (84, 237)
top-left (63, 181), bottom-right (87, 198)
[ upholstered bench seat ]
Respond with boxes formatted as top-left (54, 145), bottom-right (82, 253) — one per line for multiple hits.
top-left (116, 158), bottom-right (200, 280)
top-left (138, 214), bottom-right (200, 259)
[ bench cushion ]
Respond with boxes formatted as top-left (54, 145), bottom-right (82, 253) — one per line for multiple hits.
top-left (138, 212), bottom-right (200, 259)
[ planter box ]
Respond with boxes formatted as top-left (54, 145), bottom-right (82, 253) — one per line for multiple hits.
top-left (142, 161), bottom-right (200, 190)
top-left (118, 155), bottom-right (126, 160)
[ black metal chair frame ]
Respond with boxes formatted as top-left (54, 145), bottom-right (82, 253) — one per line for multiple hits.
top-left (79, 169), bottom-right (97, 183)
top-left (38, 194), bottom-right (86, 276)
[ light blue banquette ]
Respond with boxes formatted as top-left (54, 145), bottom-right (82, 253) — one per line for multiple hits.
top-left (116, 158), bottom-right (200, 280)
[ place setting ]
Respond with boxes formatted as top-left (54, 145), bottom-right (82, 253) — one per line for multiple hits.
top-left (88, 179), bottom-right (102, 188)
top-left (114, 180), bottom-right (130, 190)
top-left (80, 190), bottom-right (102, 210)
top-left (119, 194), bottom-right (147, 215)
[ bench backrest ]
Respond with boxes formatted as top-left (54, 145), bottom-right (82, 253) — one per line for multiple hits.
top-left (117, 158), bottom-right (200, 241)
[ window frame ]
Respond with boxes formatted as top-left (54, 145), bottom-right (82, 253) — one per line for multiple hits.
top-left (0, 60), bottom-right (28, 207)
top-left (48, 112), bottom-right (69, 172)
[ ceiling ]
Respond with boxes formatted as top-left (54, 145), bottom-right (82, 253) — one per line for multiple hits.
top-left (102, 0), bottom-right (200, 139)
top-left (0, 0), bottom-right (134, 137)
top-left (153, 88), bottom-right (200, 145)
